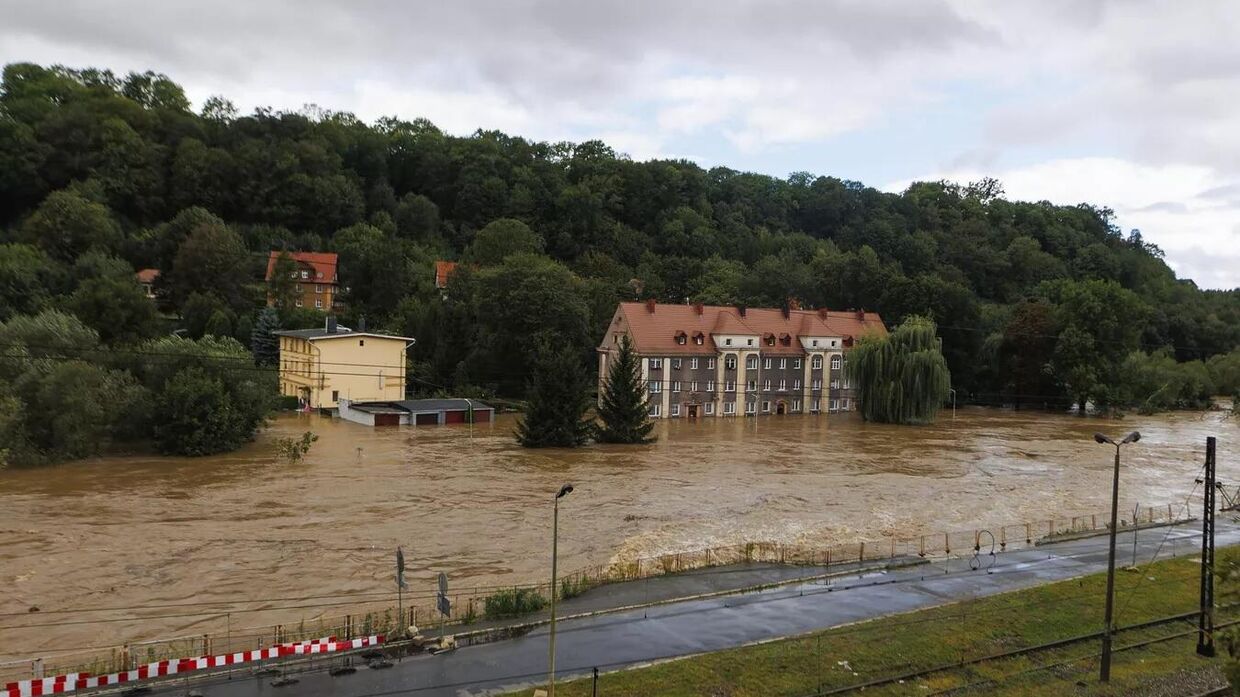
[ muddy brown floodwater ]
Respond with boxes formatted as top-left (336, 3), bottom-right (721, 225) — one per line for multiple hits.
top-left (0, 407), bottom-right (1235, 661)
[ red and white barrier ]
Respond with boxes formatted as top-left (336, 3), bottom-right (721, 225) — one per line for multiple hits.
top-left (5, 635), bottom-right (383, 697)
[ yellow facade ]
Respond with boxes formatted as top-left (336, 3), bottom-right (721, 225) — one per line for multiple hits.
top-left (278, 333), bottom-right (411, 409)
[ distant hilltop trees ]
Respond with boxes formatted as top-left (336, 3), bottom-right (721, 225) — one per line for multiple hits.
top-left (0, 61), bottom-right (1235, 446)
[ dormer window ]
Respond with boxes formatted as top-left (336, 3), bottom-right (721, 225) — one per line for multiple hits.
top-left (763, 333), bottom-right (776, 346)
top-left (692, 331), bottom-right (705, 345)
top-left (674, 330), bottom-right (688, 345)
top-left (779, 333), bottom-right (792, 346)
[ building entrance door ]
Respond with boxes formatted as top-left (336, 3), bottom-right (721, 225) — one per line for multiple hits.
top-left (687, 404), bottom-right (700, 418)
top-left (776, 400), bottom-right (787, 415)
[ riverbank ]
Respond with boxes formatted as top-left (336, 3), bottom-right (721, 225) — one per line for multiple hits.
top-left (505, 548), bottom-right (1236, 696)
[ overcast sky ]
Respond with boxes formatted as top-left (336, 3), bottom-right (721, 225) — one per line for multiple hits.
top-left (3, 0), bottom-right (1238, 289)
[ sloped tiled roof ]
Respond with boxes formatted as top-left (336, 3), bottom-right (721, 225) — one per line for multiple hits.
top-left (434, 260), bottom-right (458, 288)
top-left (600, 302), bottom-right (886, 355)
top-left (135, 268), bottom-right (160, 283)
top-left (266, 251), bottom-right (338, 283)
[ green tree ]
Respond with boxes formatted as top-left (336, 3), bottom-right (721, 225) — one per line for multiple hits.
top-left (0, 243), bottom-right (59, 320)
top-left (394, 192), bottom-right (440, 240)
top-left (267, 251), bottom-right (300, 312)
top-left (467, 218), bottom-right (544, 265)
top-left (594, 335), bottom-right (655, 444)
top-left (169, 221), bottom-right (252, 309)
top-left (152, 367), bottom-right (245, 456)
top-left (204, 309), bottom-right (234, 338)
top-left (180, 292), bottom-right (227, 339)
top-left (515, 342), bottom-right (593, 448)
top-left (248, 306), bottom-right (277, 367)
top-left (66, 275), bottom-right (161, 344)
top-left (20, 189), bottom-right (122, 262)
top-left (846, 315), bottom-right (951, 424)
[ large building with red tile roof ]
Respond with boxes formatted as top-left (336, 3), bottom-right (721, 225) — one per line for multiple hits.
top-left (598, 301), bottom-right (886, 418)
top-left (265, 251), bottom-right (342, 312)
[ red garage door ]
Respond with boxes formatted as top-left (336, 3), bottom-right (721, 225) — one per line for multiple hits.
top-left (473, 410), bottom-right (492, 423)
top-left (444, 410), bottom-right (465, 424)
top-left (415, 412), bottom-right (438, 426)
top-left (374, 413), bottom-right (400, 427)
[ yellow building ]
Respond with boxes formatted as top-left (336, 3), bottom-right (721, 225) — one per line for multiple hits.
top-left (276, 321), bottom-right (415, 410)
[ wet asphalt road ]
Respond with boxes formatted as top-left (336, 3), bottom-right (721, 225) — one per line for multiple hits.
top-left (148, 517), bottom-right (1238, 697)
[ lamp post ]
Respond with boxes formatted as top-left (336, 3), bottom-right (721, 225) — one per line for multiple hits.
top-left (549, 483), bottom-right (573, 697)
top-left (1093, 430), bottom-right (1140, 683)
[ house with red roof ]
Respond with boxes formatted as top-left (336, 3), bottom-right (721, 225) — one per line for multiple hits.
top-left (597, 301), bottom-right (886, 418)
top-left (265, 251), bottom-right (342, 312)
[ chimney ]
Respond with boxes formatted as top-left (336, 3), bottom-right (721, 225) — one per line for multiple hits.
top-left (737, 305), bottom-right (746, 317)
top-left (326, 316), bottom-right (338, 334)
top-left (817, 307), bottom-right (829, 320)
top-left (693, 302), bottom-right (704, 315)
top-left (645, 298), bottom-right (657, 313)
top-left (357, 316), bottom-right (367, 332)
top-left (856, 309), bottom-right (865, 321)
top-left (788, 297), bottom-right (801, 311)
top-left (781, 304), bottom-right (790, 319)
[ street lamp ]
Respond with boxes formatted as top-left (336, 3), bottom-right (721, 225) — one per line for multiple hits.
top-left (548, 483), bottom-right (573, 697)
top-left (1094, 430), bottom-right (1140, 683)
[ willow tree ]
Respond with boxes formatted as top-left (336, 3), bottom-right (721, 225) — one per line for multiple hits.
top-left (846, 315), bottom-right (951, 424)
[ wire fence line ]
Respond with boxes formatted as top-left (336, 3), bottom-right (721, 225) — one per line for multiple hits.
top-left (0, 497), bottom-right (1196, 686)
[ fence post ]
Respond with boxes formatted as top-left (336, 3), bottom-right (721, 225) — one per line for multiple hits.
top-left (1025, 523), bottom-right (1031, 545)
top-left (33, 658), bottom-right (43, 680)
top-left (919, 535), bottom-right (926, 557)
top-left (859, 542), bottom-right (865, 562)
top-left (944, 533), bottom-right (950, 555)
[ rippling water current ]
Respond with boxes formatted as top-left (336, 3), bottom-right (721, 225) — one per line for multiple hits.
top-left (1, 407), bottom-right (1234, 660)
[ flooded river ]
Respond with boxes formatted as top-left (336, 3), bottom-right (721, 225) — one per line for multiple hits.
top-left (0, 407), bottom-right (1234, 661)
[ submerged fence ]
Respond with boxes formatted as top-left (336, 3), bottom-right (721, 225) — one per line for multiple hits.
top-left (0, 498), bottom-right (1194, 686)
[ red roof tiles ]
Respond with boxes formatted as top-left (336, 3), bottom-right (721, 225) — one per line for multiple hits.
top-left (434, 260), bottom-right (458, 289)
top-left (601, 302), bottom-right (886, 355)
top-left (266, 251), bottom-right (338, 284)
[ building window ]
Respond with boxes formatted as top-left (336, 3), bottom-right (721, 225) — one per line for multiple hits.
top-left (830, 380), bottom-right (840, 389)
top-left (295, 299), bottom-right (303, 307)
top-left (672, 358), bottom-right (682, 370)
top-left (745, 401), bottom-right (756, 414)
top-left (690, 358), bottom-right (698, 369)
top-left (746, 355), bottom-right (758, 370)
top-left (316, 284), bottom-right (323, 294)
top-left (793, 400), bottom-right (802, 412)
top-left (831, 355), bottom-right (842, 371)
top-left (747, 380), bottom-right (757, 391)
top-left (747, 339), bottom-right (754, 346)
top-left (707, 358), bottom-right (716, 369)
top-left (762, 401), bottom-right (770, 413)
top-left (830, 399), bottom-right (840, 412)
top-left (812, 379), bottom-right (822, 390)
top-left (793, 358), bottom-right (802, 369)
top-left (705, 403), bottom-right (715, 415)
top-left (725, 381), bottom-right (736, 392)
top-left (842, 398), bottom-right (850, 410)
top-left (725, 338), bottom-right (733, 346)
top-left (676, 335), bottom-right (687, 345)
top-left (331, 390), bottom-right (339, 402)
top-left (724, 402), bottom-right (736, 415)
top-left (830, 340), bottom-right (838, 348)
top-left (672, 381), bottom-right (682, 392)
top-left (315, 299), bottom-right (323, 309)
top-left (670, 404), bottom-right (681, 417)
top-left (725, 356), bottom-right (737, 370)
top-left (650, 358), bottom-right (662, 370)
top-left (649, 380), bottom-right (662, 394)
top-left (794, 379), bottom-right (802, 390)
top-left (694, 335), bottom-right (704, 345)
top-left (359, 339), bottom-right (365, 346)
top-left (763, 358), bottom-right (772, 369)
top-left (812, 355), bottom-right (822, 370)
top-left (763, 379), bottom-right (771, 391)
top-left (706, 380), bottom-right (715, 392)
top-left (649, 404), bottom-right (661, 417)
top-left (812, 339), bottom-right (819, 347)
top-left (779, 358), bottom-right (786, 369)
top-left (778, 379), bottom-right (786, 391)
top-left (300, 270), bottom-right (309, 279)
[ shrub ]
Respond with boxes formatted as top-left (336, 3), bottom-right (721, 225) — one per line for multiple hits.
top-left (483, 587), bottom-right (546, 620)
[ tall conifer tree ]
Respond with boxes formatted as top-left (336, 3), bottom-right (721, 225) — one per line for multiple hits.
top-left (595, 335), bottom-right (655, 443)
top-left (516, 342), bottom-right (593, 448)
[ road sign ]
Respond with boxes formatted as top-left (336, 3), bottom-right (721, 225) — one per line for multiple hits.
top-left (437, 594), bottom-right (451, 617)
top-left (438, 572), bottom-right (448, 595)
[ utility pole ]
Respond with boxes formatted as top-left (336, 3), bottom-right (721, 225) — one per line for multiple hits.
top-left (549, 484), bottom-right (574, 697)
top-left (1094, 431), bottom-right (1140, 683)
top-left (1197, 436), bottom-right (1217, 657)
